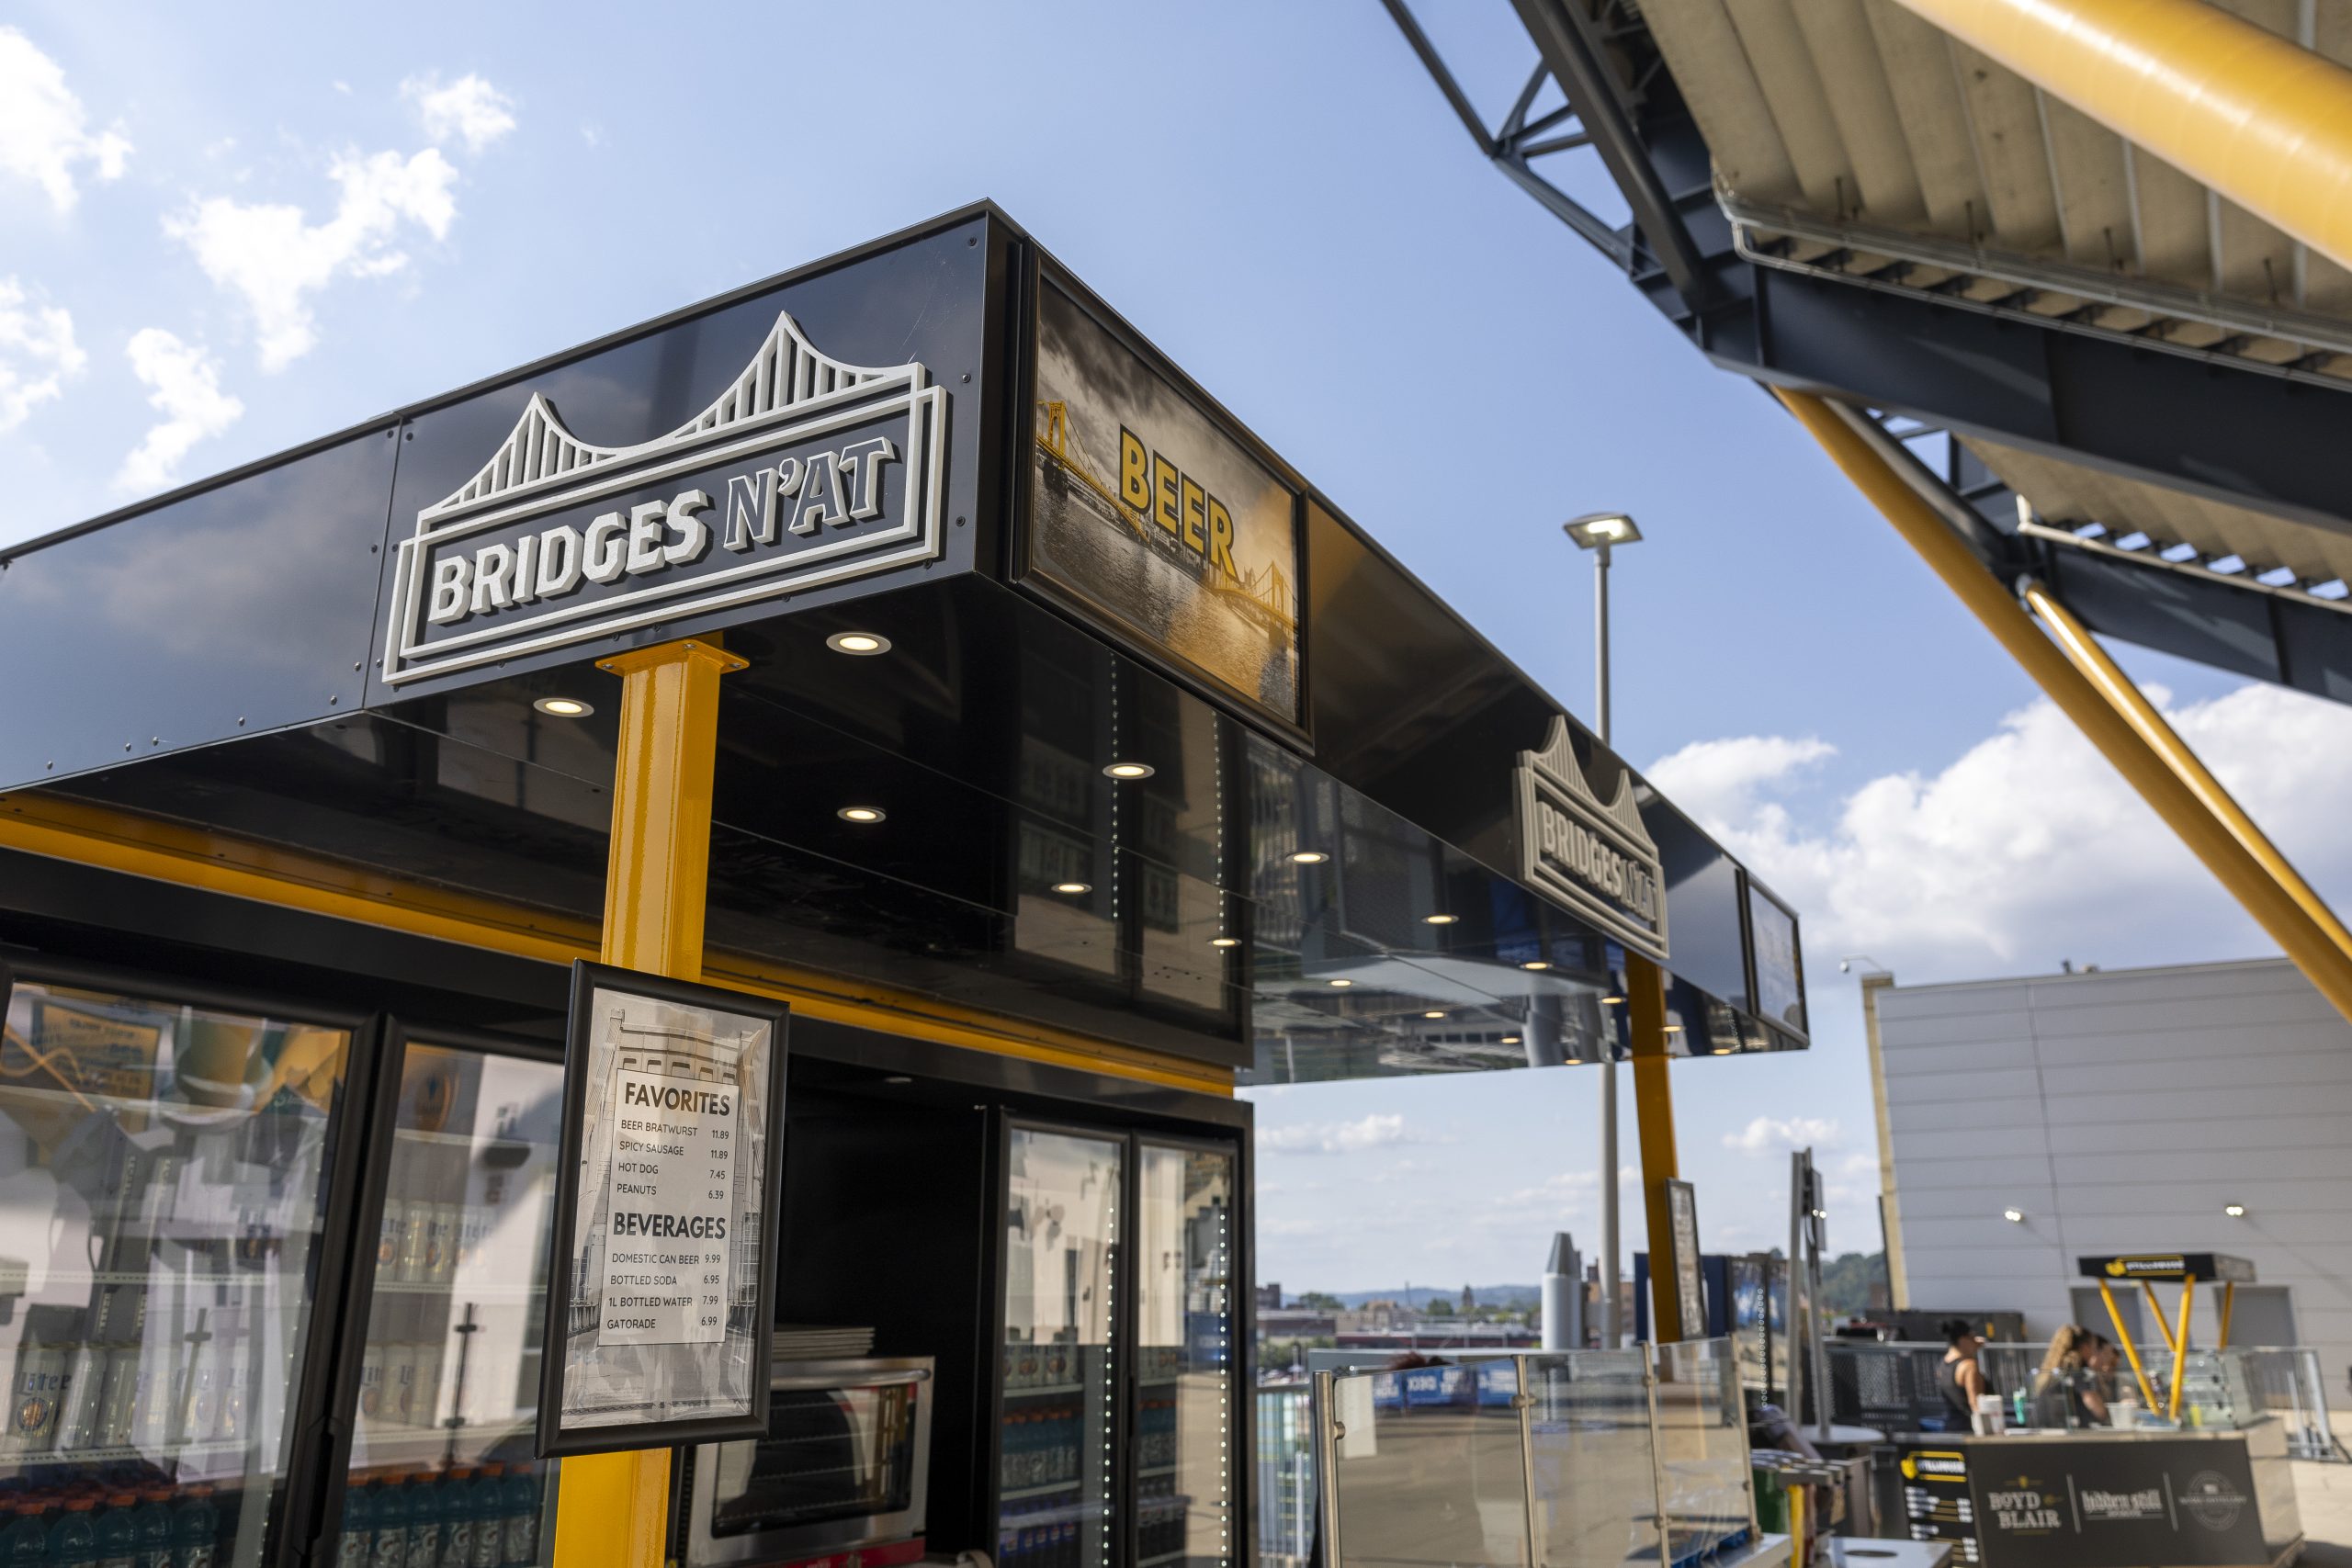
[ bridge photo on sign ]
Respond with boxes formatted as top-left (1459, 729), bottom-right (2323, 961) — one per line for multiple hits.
top-left (1026, 277), bottom-right (1301, 723)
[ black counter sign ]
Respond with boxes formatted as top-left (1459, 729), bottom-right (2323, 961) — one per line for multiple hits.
top-left (539, 962), bottom-right (790, 1455)
top-left (1900, 1437), bottom-right (2270, 1567)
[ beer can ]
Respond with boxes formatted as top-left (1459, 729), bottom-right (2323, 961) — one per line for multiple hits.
top-left (357, 1344), bottom-right (386, 1425)
top-left (176, 1342), bottom-right (220, 1446)
top-left (213, 1333), bottom-right (252, 1442)
top-left (427, 1204), bottom-right (460, 1284)
top-left (97, 1348), bottom-right (143, 1448)
top-left (54, 1343), bottom-right (107, 1451)
top-left (6, 1345), bottom-right (66, 1455)
top-left (378, 1200), bottom-right (406, 1274)
top-left (399, 1203), bottom-right (434, 1284)
top-left (411, 1344), bottom-right (443, 1430)
top-left (458, 1204), bottom-right (490, 1273)
top-left (131, 1348), bottom-right (175, 1450)
top-left (383, 1344), bottom-right (419, 1427)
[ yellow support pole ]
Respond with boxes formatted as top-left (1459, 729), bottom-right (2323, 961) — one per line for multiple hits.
top-left (554, 637), bottom-right (748, 1568)
top-left (2142, 1281), bottom-right (2177, 1357)
top-left (1888, 0), bottom-right (2352, 276)
top-left (2168, 1279), bottom-right (2198, 1421)
top-left (2097, 1280), bottom-right (2159, 1411)
top-left (2220, 1281), bottom-right (2237, 1350)
top-left (1626, 953), bottom-right (1688, 1341)
top-left (1772, 389), bottom-right (2352, 1023)
top-left (2022, 582), bottom-right (2352, 969)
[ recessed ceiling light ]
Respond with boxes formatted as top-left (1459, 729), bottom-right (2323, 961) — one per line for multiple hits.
top-left (1052, 881), bottom-right (1091, 895)
top-left (1210, 936), bottom-right (1240, 948)
top-left (2223, 1202), bottom-right (2247, 1218)
top-left (1290, 850), bottom-right (1328, 864)
top-left (1423, 1010), bottom-right (1445, 1019)
top-left (1711, 1046), bottom-right (1734, 1055)
top-left (1328, 978), bottom-right (1352, 987)
top-left (1501, 1035), bottom-right (1521, 1045)
top-left (837, 806), bottom-right (886, 823)
top-left (1422, 913), bottom-right (1458, 925)
top-left (1103, 761), bottom-right (1154, 779)
top-left (1600, 995), bottom-right (1624, 1005)
top-left (826, 631), bottom-right (892, 656)
top-left (2002, 1208), bottom-right (2025, 1224)
top-left (534, 696), bottom-right (594, 717)
top-left (1521, 961), bottom-right (1551, 972)
top-left (883, 1075), bottom-right (912, 1085)
top-left (1665, 1023), bottom-right (1683, 1033)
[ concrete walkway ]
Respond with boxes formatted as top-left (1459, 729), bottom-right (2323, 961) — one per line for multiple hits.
top-left (2296, 1461), bottom-right (2352, 1565)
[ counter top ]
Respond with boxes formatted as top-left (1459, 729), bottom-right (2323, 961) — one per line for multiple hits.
top-left (1897, 1417), bottom-right (2278, 1445)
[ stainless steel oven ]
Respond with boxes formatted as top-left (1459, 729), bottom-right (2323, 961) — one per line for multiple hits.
top-left (676, 1357), bottom-right (934, 1568)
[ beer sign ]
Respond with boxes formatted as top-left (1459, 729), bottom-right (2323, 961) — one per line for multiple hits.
top-left (539, 963), bottom-right (790, 1455)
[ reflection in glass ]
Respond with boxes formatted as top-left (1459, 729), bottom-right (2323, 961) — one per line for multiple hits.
top-left (342, 1043), bottom-right (560, 1568)
top-left (1001, 1130), bottom-right (1121, 1568)
top-left (1138, 1146), bottom-right (1234, 1568)
top-left (1324, 1362), bottom-right (1532, 1568)
top-left (0, 979), bottom-right (352, 1568)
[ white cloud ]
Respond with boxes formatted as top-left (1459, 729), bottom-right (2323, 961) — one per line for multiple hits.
top-left (1260, 1112), bottom-right (1415, 1156)
top-left (117, 329), bottom-right (243, 492)
top-left (1723, 1114), bottom-right (1839, 1157)
top-left (167, 147), bottom-right (458, 370)
top-left (0, 276), bottom-right (85, 431)
top-left (402, 73), bottom-right (516, 152)
top-left (0, 28), bottom-right (130, 212)
top-left (1652, 682), bottom-right (2352, 979)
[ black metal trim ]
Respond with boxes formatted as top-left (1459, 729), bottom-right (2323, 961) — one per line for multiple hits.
top-left (537, 960), bottom-right (793, 1457)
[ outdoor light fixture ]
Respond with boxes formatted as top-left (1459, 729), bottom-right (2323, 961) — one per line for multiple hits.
top-left (1210, 936), bottom-right (1240, 949)
top-left (883, 1075), bottom-right (912, 1085)
top-left (1563, 512), bottom-right (1643, 550)
top-left (1600, 995), bottom-right (1624, 1005)
top-left (825, 631), bottom-right (892, 656)
top-left (1521, 960), bottom-right (1552, 972)
top-left (1501, 1034), bottom-right (1521, 1045)
top-left (1328, 977), bottom-right (1352, 987)
top-left (1665, 1023), bottom-right (1684, 1034)
top-left (1052, 882), bottom-right (1091, 895)
top-left (1422, 913), bottom-right (1458, 925)
top-left (1424, 1010), bottom-right (1445, 1019)
top-left (1711, 1046), bottom-right (1734, 1055)
top-left (533, 696), bottom-right (594, 717)
top-left (2003, 1208), bottom-right (2026, 1224)
top-left (836, 806), bottom-right (887, 824)
top-left (1103, 761), bottom-right (1154, 780)
top-left (1290, 850), bottom-right (1328, 864)
top-left (2224, 1202), bottom-right (2248, 1218)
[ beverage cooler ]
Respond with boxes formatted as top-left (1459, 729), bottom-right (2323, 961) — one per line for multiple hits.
top-left (996, 1126), bottom-right (1237, 1568)
top-left (0, 961), bottom-right (560, 1568)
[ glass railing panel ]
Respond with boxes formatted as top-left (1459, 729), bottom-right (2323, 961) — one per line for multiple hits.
top-left (1323, 1361), bottom-right (1531, 1568)
top-left (1652, 1339), bottom-right (1751, 1562)
top-left (1521, 1349), bottom-right (1660, 1568)
top-left (1253, 1384), bottom-right (1313, 1568)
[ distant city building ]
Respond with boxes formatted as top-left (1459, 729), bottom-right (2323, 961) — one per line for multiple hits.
top-left (1257, 1281), bottom-right (1284, 1311)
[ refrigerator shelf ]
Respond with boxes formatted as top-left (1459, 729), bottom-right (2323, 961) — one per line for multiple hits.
top-left (1000, 1480), bottom-right (1082, 1501)
top-left (1005, 1382), bottom-right (1085, 1398)
top-left (371, 1280), bottom-right (547, 1299)
top-left (1139, 1552), bottom-right (1187, 1567)
top-left (13, 1437), bottom-right (254, 1466)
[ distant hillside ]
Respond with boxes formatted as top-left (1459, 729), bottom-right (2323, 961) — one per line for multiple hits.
top-left (1293, 1285), bottom-right (1542, 1310)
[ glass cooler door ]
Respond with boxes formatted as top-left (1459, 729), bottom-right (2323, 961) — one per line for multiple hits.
top-left (334, 1033), bottom-right (563, 1568)
top-left (1136, 1144), bottom-right (1234, 1568)
top-left (1000, 1127), bottom-right (1123, 1568)
top-left (0, 971), bottom-right (360, 1568)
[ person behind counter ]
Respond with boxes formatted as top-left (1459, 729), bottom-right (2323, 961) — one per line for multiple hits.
top-left (2028, 1325), bottom-right (2116, 1427)
top-left (1935, 1316), bottom-right (1989, 1424)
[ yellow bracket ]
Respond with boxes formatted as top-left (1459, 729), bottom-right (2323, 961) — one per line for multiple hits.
top-left (1626, 953), bottom-right (1686, 1342)
top-left (2142, 1281), bottom-right (2177, 1357)
top-left (2168, 1278), bottom-right (2198, 1421)
top-left (2220, 1281), bottom-right (2237, 1351)
top-left (2097, 1280), bottom-right (2158, 1411)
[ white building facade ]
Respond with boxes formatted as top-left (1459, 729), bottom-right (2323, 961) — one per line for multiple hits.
top-left (1871, 957), bottom-right (2352, 1409)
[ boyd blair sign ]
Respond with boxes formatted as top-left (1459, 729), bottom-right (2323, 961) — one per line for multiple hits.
top-left (1515, 716), bottom-right (1668, 964)
top-left (382, 312), bottom-right (947, 684)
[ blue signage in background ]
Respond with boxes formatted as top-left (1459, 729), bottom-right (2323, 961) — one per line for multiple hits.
top-left (1476, 1362), bottom-right (1520, 1407)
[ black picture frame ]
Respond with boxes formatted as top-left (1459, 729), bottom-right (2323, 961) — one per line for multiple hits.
top-left (537, 959), bottom-right (792, 1457)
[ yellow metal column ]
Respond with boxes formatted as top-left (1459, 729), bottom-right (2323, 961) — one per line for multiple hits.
top-left (2142, 1282), bottom-right (2178, 1358)
top-left (555, 637), bottom-right (749, 1568)
top-left (1888, 0), bottom-right (2352, 275)
top-left (2220, 1282), bottom-right (2237, 1350)
top-left (1626, 953), bottom-right (1689, 1341)
top-left (2097, 1280), bottom-right (2159, 1410)
top-left (2168, 1280), bottom-right (2198, 1421)
top-left (1773, 389), bottom-right (2352, 1023)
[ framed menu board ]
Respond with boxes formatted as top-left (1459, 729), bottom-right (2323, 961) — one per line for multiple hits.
top-left (538, 961), bottom-right (789, 1455)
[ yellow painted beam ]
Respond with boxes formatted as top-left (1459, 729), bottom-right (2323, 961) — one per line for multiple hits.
top-left (1773, 389), bottom-right (2352, 1023)
top-left (0, 794), bottom-right (1230, 1095)
top-left (557, 637), bottom-right (747, 1568)
top-left (2142, 1280), bottom-right (2177, 1356)
top-left (1890, 0), bottom-right (2352, 275)
top-left (2097, 1279), bottom-right (2159, 1410)
top-left (2024, 582), bottom-right (2352, 971)
top-left (1627, 953), bottom-right (1689, 1342)
top-left (2168, 1278), bottom-right (2197, 1421)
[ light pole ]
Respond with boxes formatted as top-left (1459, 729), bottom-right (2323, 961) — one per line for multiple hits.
top-left (1564, 511), bottom-right (1641, 1346)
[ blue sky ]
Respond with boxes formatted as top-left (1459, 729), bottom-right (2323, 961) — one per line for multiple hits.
top-left (8, 2), bottom-right (2349, 1293)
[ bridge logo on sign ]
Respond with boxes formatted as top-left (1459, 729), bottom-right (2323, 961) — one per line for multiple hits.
top-left (1514, 716), bottom-right (1668, 964)
top-left (382, 311), bottom-right (947, 684)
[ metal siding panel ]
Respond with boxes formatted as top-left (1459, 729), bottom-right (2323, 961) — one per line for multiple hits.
top-left (1891, 1124), bottom-right (2053, 1161)
top-left (2053, 1146), bottom-right (2352, 1183)
top-left (1902, 1185), bottom-right (2059, 1220)
top-left (1885, 1066), bottom-right (2045, 1108)
top-left (2043, 1082), bottom-right (2352, 1125)
top-left (1724, 0), bottom-right (1860, 213)
top-left (1792, 0), bottom-right (1927, 221)
top-left (2038, 95), bottom-right (2136, 267)
top-left (1946, 41), bottom-right (2061, 250)
top-left (1862, 0), bottom-right (1987, 234)
top-left (2041, 1050), bottom-right (2352, 1096)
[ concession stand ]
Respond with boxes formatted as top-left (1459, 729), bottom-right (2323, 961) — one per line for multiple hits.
top-left (1894, 1255), bottom-right (2301, 1566)
top-left (0, 204), bottom-right (1807, 1568)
